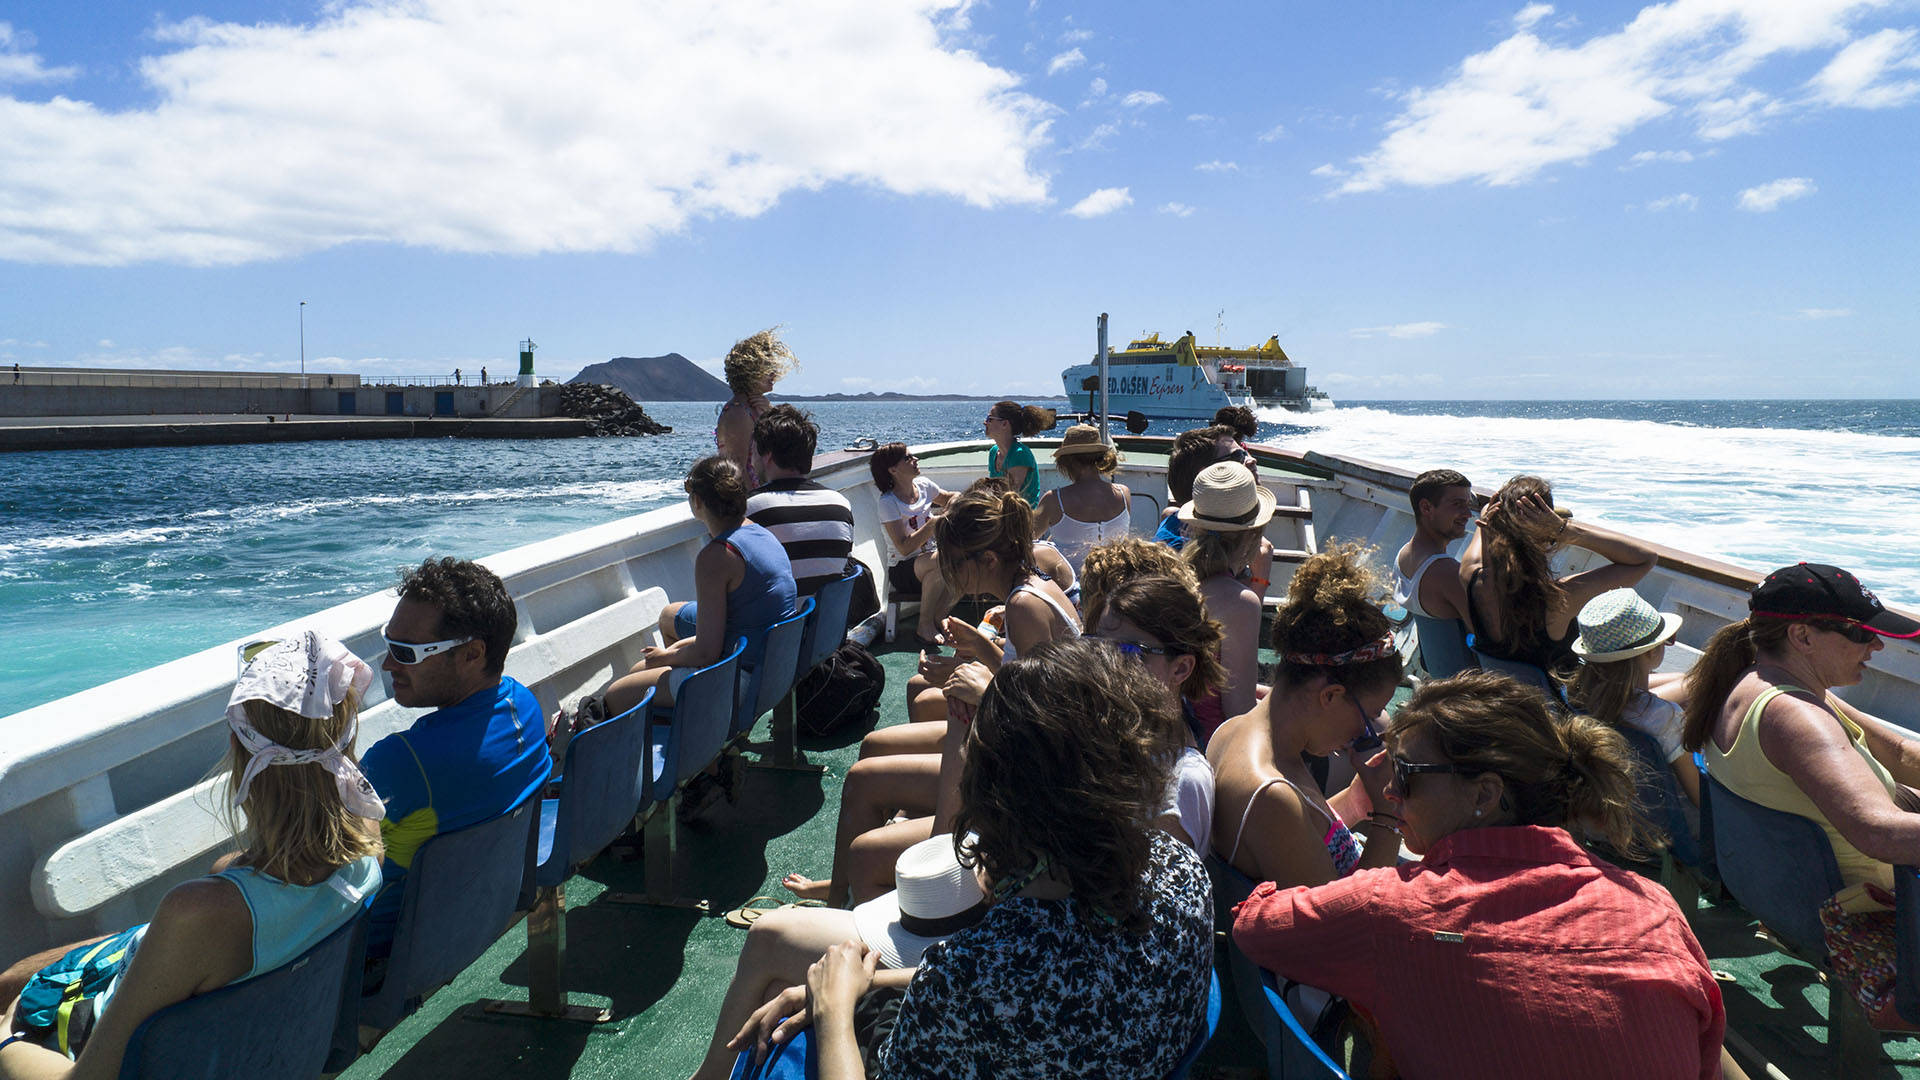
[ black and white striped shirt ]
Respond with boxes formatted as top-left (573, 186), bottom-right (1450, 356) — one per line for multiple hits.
top-left (746, 477), bottom-right (856, 598)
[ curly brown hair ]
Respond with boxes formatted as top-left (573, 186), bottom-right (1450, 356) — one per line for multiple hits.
top-left (1390, 670), bottom-right (1658, 858)
top-left (396, 557), bottom-right (517, 676)
top-left (953, 639), bottom-right (1182, 933)
top-left (1269, 542), bottom-right (1402, 697)
top-left (1079, 537), bottom-right (1198, 621)
top-left (723, 327), bottom-right (798, 395)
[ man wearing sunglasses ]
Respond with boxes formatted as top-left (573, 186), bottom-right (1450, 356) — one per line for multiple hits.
top-left (358, 557), bottom-right (553, 963)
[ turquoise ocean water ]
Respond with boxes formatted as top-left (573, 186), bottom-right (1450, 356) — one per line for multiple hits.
top-left (4, 398), bottom-right (1916, 717)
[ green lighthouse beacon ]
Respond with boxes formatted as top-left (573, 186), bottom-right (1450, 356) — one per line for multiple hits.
top-left (518, 338), bottom-right (537, 388)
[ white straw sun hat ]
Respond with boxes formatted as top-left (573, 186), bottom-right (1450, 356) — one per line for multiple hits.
top-left (853, 835), bottom-right (989, 968)
top-left (1178, 460), bottom-right (1276, 532)
top-left (1572, 588), bottom-right (1684, 663)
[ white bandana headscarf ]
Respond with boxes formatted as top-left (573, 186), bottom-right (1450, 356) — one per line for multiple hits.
top-left (225, 630), bottom-right (386, 820)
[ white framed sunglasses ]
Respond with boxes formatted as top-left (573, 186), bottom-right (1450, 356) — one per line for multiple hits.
top-left (382, 630), bottom-right (474, 665)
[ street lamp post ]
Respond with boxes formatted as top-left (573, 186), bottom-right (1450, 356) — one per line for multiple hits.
top-left (299, 300), bottom-right (307, 376)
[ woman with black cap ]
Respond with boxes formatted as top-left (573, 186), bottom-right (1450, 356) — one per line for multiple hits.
top-left (1682, 562), bottom-right (1920, 1029)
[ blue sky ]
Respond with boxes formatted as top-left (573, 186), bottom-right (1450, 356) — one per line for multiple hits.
top-left (1, 0), bottom-right (1916, 398)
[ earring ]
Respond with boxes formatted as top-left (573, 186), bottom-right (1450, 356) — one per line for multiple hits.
top-left (1473, 809), bottom-right (1482, 817)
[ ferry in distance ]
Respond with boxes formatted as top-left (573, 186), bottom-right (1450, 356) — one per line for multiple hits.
top-left (1061, 329), bottom-right (1332, 421)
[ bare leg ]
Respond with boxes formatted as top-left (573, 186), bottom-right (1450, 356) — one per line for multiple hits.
top-left (858, 721), bottom-right (946, 760)
top-left (784, 754), bottom-right (939, 905)
top-left (847, 817), bottom-right (935, 904)
top-left (689, 907), bottom-right (860, 1080)
top-left (605, 664), bottom-right (673, 717)
top-left (914, 555), bottom-right (954, 640)
top-left (908, 685), bottom-right (949, 726)
top-left (659, 602), bottom-right (687, 645)
top-left (0, 935), bottom-right (110, 1010)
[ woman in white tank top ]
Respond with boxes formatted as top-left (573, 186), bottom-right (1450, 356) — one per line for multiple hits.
top-left (1033, 424), bottom-right (1132, 579)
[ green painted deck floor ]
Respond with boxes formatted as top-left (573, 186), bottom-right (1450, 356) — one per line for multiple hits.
top-left (337, 641), bottom-right (1920, 1080)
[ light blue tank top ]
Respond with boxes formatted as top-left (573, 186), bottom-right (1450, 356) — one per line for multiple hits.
top-left (716, 520), bottom-right (799, 669)
top-left (215, 854), bottom-right (382, 978)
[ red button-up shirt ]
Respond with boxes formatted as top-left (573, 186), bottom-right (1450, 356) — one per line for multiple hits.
top-left (1233, 825), bottom-right (1724, 1080)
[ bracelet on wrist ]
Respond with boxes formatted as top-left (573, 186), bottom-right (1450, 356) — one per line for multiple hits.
top-left (1247, 576), bottom-right (1271, 589)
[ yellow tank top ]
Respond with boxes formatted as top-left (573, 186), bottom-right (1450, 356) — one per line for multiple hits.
top-left (1706, 684), bottom-right (1897, 892)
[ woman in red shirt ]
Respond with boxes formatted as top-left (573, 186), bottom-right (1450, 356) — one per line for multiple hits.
top-left (1232, 670), bottom-right (1729, 1080)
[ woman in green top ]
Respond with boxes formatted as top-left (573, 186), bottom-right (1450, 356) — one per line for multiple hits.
top-left (984, 400), bottom-right (1054, 507)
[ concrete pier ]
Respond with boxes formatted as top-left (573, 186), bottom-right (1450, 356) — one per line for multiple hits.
top-left (0, 414), bottom-right (595, 453)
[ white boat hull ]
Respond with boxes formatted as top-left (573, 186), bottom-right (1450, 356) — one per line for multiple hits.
top-left (1061, 362), bottom-right (1327, 420)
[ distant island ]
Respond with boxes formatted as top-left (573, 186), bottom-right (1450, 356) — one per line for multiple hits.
top-left (569, 352), bottom-right (1060, 403)
top-left (569, 353), bottom-right (729, 401)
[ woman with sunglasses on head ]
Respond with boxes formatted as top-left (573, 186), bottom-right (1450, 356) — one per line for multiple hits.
top-left (871, 443), bottom-right (955, 647)
top-left (602, 455), bottom-right (796, 718)
top-left (1207, 543), bottom-right (1403, 890)
top-left (1082, 569), bottom-right (1227, 851)
top-left (1683, 563), bottom-right (1920, 1030)
top-left (982, 400), bottom-right (1055, 508)
top-left (1234, 670), bottom-right (1727, 1080)
top-left (0, 633), bottom-right (384, 1079)
top-left (780, 640), bottom-right (1213, 1080)
top-left (783, 484), bottom-right (1078, 906)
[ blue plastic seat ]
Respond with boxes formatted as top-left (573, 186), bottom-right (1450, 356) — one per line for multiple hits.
top-left (735, 597), bottom-right (815, 741)
top-left (1410, 614), bottom-right (1474, 679)
top-left (1163, 968), bottom-right (1223, 1080)
top-left (1208, 854), bottom-right (1358, 1078)
top-left (1261, 972), bottom-right (1354, 1079)
top-left (357, 789), bottom-right (546, 1033)
top-left (1617, 725), bottom-right (1701, 869)
top-left (119, 908), bottom-right (366, 1079)
top-left (1468, 648), bottom-right (1564, 705)
top-left (612, 636), bottom-right (747, 911)
top-left (758, 565), bottom-right (866, 769)
top-left (480, 687), bottom-right (653, 1022)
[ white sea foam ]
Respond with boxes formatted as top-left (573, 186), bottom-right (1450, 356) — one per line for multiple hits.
top-left (1262, 405), bottom-right (1920, 607)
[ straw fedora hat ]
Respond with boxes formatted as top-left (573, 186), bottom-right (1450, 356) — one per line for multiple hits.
top-left (1052, 424), bottom-right (1120, 461)
top-left (1178, 461), bottom-right (1276, 532)
top-left (853, 835), bottom-right (989, 968)
top-left (1572, 588), bottom-right (1684, 663)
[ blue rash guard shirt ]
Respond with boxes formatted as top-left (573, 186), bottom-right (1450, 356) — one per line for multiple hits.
top-left (359, 675), bottom-right (552, 953)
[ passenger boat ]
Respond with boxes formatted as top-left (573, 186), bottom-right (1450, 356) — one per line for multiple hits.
top-left (5, 436), bottom-right (1918, 1077)
top-left (1061, 331), bottom-right (1332, 420)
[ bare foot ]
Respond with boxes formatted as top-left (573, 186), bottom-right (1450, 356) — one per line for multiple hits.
top-left (781, 873), bottom-right (831, 902)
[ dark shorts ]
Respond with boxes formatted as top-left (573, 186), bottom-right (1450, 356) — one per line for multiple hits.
top-left (887, 559), bottom-right (923, 598)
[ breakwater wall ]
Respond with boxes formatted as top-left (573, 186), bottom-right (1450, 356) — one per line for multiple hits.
top-left (0, 417), bottom-right (595, 453)
top-left (1, 368), bottom-right (553, 419)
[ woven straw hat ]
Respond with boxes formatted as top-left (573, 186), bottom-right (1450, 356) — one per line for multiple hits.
top-left (1572, 588), bottom-right (1683, 662)
top-left (1052, 424), bottom-right (1119, 460)
top-left (1178, 461), bottom-right (1276, 532)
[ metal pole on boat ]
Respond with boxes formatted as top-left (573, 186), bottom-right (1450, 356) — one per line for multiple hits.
top-left (1097, 312), bottom-right (1110, 444)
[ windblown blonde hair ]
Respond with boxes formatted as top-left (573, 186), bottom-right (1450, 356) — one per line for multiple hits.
top-left (224, 694), bottom-right (382, 885)
top-left (723, 327), bottom-right (798, 395)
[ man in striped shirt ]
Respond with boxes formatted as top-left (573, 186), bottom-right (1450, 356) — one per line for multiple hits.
top-left (747, 404), bottom-right (855, 598)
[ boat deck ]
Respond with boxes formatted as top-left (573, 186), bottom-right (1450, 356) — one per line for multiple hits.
top-left (329, 637), bottom-right (1920, 1080)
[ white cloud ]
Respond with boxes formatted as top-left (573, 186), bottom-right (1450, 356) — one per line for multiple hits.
top-left (1331, 0), bottom-right (1906, 195)
top-left (1350, 322), bottom-right (1450, 339)
top-left (1158, 202), bottom-right (1195, 217)
top-left (1809, 28), bottom-right (1920, 108)
top-left (1120, 90), bottom-right (1166, 108)
top-left (1644, 192), bottom-right (1698, 211)
top-left (0, 23), bottom-right (79, 84)
top-left (1047, 48), bottom-right (1086, 76)
top-left (0, 338), bottom-right (48, 348)
top-left (1074, 122), bottom-right (1119, 151)
top-left (1737, 176), bottom-right (1815, 211)
top-left (1195, 159), bottom-right (1239, 172)
top-left (1186, 112), bottom-right (1219, 125)
top-left (1309, 163), bottom-right (1346, 178)
top-left (1626, 148), bottom-right (1695, 166)
top-left (1796, 307), bottom-right (1854, 319)
top-left (0, 1), bottom-right (1053, 266)
top-left (1256, 123), bottom-right (1287, 142)
top-left (1059, 28), bottom-right (1094, 45)
top-left (1514, 4), bottom-right (1556, 31)
top-left (1065, 186), bottom-right (1131, 218)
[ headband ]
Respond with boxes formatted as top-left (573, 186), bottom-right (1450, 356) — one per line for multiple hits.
top-left (1284, 636), bottom-right (1398, 667)
top-left (225, 631), bottom-right (386, 821)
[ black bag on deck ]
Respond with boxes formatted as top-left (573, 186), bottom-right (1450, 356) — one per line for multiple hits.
top-left (844, 556), bottom-right (881, 629)
top-left (795, 641), bottom-right (885, 736)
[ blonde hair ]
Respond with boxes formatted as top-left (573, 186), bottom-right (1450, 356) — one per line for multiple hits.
top-left (936, 485), bottom-right (1038, 587)
top-left (1081, 537), bottom-right (1197, 618)
top-left (723, 327), bottom-right (798, 395)
top-left (1055, 446), bottom-right (1119, 479)
top-left (223, 695), bottom-right (382, 884)
top-left (1183, 526), bottom-right (1262, 582)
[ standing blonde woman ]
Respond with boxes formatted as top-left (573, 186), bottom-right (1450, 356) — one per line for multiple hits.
top-left (715, 328), bottom-right (798, 489)
top-left (0, 632), bottom-right (384, 1078)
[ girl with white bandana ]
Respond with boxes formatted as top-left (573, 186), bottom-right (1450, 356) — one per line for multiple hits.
top-left (0, 631), bottom-right (384, 1078)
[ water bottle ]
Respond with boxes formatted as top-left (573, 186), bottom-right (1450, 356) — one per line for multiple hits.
top-left (848, 612), bottom-right (885, 648)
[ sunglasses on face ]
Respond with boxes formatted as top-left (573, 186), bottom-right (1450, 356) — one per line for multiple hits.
top-left (1389, 754), bottom-right (1476, 793)
top-left (1349, 696), bottom-right (1383, 754)
top-left (1086, 634), bottom-right (1178, 660)
top-left (382, 630), bottom-right (474, 665)
top-left (1821, 622), bottom-right (1880, 645)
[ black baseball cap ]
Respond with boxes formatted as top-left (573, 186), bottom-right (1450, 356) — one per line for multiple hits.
top-left (1750, 563), bottom-right (1920, 639)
